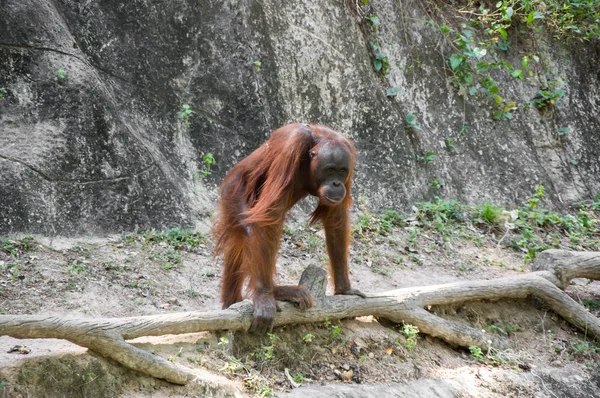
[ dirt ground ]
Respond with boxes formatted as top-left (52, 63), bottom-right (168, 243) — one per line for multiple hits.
top-left (1, 212), bottom-right (599, 397)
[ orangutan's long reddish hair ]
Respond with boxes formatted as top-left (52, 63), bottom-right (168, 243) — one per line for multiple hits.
top-left (213, 123), bottom-right (364, 333)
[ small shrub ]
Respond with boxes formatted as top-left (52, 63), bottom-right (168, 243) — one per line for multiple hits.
top-left (54, 69), bottom-right (67, 85)
top-left (475, 201), bottom-right (504, 227)
top-left (469, 345), bottom-right (484, 361)
top-left (402, 324), bottom-right (419, 349)
top-left (178, 104), bottom-right (194, 128)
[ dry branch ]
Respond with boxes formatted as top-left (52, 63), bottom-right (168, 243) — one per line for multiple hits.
top-left (0, 250), bottom-right (598, 388)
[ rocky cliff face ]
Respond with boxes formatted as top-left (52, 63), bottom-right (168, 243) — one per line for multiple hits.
top-left (1, 0), bottom-right (599, 236)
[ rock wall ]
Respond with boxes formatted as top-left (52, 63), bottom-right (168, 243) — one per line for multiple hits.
top-left (1, 0), bottom-right (599, 235)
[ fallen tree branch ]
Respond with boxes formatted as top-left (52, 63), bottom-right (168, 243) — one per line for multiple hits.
top-left (0, 250), bottom-right (598, 387)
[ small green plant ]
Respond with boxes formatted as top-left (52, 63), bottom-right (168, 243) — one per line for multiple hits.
top-left (526, 185), bottom-right (545, 209)
top-left (373, 53), bottom-right (390, 75)
top-left (292, 373), bottom-right (305, 384)
top-left (469, 345), bottom-right (484, 361)
top-left (476, 201), bottom-right (504, 227)
top-left (252, 61), bottom-right (261, 72)
top-left (161, 249), bottom-right (181, 270)
top-left (257, 386), bottom-right (274, 398)
top-left (364, 13), bottom-right (380, 29)
top-left (199, 153), bottom-right (215, 179)
top-left (370, 41), bottom-right (390, 76)
top-left (556, 127), bottom-right (571, 137)
top-left (141, 228), bottom-right (207, 250)
top-left (402, 324), bottom-right (419, 349)
top-left (353, 207), bottom-right (403, 239)
top-left (0, 236), bottom-right (34, 256)
top-left (386, 87), bottom-right (404, 98)
top-left (69, 260), bottom-right (86, 274)
top-left (531, 77), bottom-right (565, 109)
top-left (329, 325), bottom-right (341, 339)
top-left (258, 333), bottom-right (277, 362)
top-left (379, 209), bottom-right (404, 232)
top-left (54, 69), bottom-right (67, 85)
top-left (220, 359), bottom-right (244, 375)
top-left (416, 151), bottom-right (436, 164)
top-left (352, 206), bottom-right (381, 239)
top-left (81, 372), bottom-right (96, 383)
top-left (492, 96), bottom-right (516, 121)
top-left (486, 324), bottom-right (506, 335)
top-left (583, 299), bottom-right (599, 310)
top-left (505, 323), bottom-right (522, 335)
top-left (569, 338), bottom-right (599, 358)
top-left (0, 87), bottom-right (6, 99)
top-left (178, 104), bottom-right (194, 128)
top-left (416, 197), bottom-right (464, 228)
top-left (302, 333), bottom-right (314, 343)
top-left (429, 178), bottom-right (445, 192)
top-left (405, 113), bottom-right (422, 130)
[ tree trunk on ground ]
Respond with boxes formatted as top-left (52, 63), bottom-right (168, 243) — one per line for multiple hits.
top-left (0, 249), bottom-right (598, 388)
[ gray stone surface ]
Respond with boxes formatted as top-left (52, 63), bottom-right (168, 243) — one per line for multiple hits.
top-left (1, 0), bottom-right (599, 235)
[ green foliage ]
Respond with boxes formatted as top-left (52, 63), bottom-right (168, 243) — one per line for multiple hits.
top-left (416, 197), bottom-right (464, 227)
top-left (0, 87), bottom-right (6, 99)
top-left (124, 227), bottom-right (207, 264)
top-left (569, 338), bottom-right (600, 358)
top-left (364, 14), bottom-right (380, 29)
top-left (370, 41), bottom-right (390, 75)
top-left (405, 113), bottom-right (422, 130)
top-left (353, 208), bottom-right (404, 239)
top-left (291, 373), bottom-right (305, 384)
top-left (416, 151), bottom-right (437, 164)
top-left (329, 324), bottom-right (341, 339)
top-left (178, 104), bottom-right (194, 128)
top-left (427, 0), bottom-right (598, 121)
top-left (142, 228), bottom-right (207, 250)
top-left (401, 324), bottom-right (419, 349)
top-left (510, 184), bottom-right (599, 262)
top-left (161, 250), bottom-right (182, 270)
top-left (68, 260), bottom-right (88, 274)
top-left (356, 181), bottom-right (598, 268)
top-left (429, 178), bottom-right (446, 192)
top-left (380, 209), bottom-right (404, 232)
top-left (533, 80), bottom-right (565, 108)
top-left (556, 127), bottom-right (571, 137)
top-left (486, 323), bottom-right (522, 336)
top-left (0, 236), bottom-right (34, 257)
top-left (583, 299), bottom-right (600, 310)
top-left (54, 69), bottom-right (67, 85)
top-left (526, 184), bottom-right (545, 209)
top-left (492, 95), bottom-right (516, 121)
top-left (386, 87), bottom-right (404, 98)
top-left (373, 53), bottom-right (390, 75)
top-left (258, 333), bottom-right (277, 362)
top-left (302, 333), bottom-right (314, 343)
top-left (475, 201), bottom-right (504, 227)
top-left (252, 61), bottom-right (261, 72)
top-left (477, 0), bottom-right (600, 41)
top-left (197, 153), bottom-right (216, 180)
top-left (469, 345), bottom-right (484, 360)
